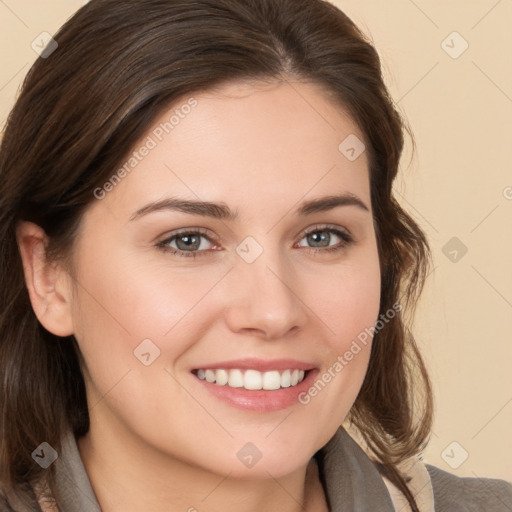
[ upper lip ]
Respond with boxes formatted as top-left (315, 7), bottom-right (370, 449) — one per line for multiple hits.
top-left (192, 358), bottom-right (316, 372)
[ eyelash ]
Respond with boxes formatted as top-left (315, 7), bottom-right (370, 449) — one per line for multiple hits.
top-left (156, 225), bottom-right (354, 259)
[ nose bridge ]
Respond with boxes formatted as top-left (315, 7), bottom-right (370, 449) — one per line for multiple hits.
top-left (224, 238), bottom-right (305, 339)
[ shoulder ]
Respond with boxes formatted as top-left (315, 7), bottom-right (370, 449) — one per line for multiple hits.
top-left (340, 422), bottom-right (512, 512)
top-left (426, 464), bottom-right (512, 511)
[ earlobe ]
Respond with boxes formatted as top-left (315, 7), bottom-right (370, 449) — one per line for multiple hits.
top-left (16, 221), bottom-right (74, 337)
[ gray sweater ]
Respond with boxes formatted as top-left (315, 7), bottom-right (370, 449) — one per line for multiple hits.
top-left (3, 427), bottom-right (512, 511)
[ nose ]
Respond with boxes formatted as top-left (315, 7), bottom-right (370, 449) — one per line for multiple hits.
top-left (222, 247), bottom-right (307, 341)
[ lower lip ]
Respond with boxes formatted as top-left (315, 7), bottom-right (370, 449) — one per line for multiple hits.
top-left (192, 370), bottom-right (319, 412)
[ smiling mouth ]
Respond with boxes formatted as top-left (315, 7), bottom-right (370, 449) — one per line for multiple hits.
top-left (192, 368), bottom-right (308, 391)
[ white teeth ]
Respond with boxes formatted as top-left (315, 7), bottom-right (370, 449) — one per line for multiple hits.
top-left (216, 369), bottom-right (229, 386)
top-left (244, 370), bottom-right (262, 390)
top-left (195, 368), bottom-right (308, 390)
top-left (281, 369), bottom-right (291, 388)
top-left (228, 369), bottom-right (244, 388)
top-left (262, 370), bottom-right (281, 390)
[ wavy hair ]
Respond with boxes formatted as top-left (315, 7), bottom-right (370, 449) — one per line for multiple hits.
top-left (0, 0), bottom-right (432, 509)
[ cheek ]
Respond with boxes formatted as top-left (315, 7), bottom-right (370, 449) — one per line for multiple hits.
top-left (309, 251), bottom-right (381, 354)
top-left (69, 256), bottom-right (230, 380)
top-left (74, 254), bottom-right (221, 334)
top-left (294, 247), bottom-right (380, 422)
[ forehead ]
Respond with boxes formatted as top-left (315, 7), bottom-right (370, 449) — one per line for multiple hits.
top-left (96, 78), bottom-right (370, 220)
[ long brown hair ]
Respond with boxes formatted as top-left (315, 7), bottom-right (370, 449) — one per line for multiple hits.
top-left (0, 0), bottom-right (432, 509)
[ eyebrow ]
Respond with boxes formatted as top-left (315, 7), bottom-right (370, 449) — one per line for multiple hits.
top-left (129, 193), bottom-right (369, 221)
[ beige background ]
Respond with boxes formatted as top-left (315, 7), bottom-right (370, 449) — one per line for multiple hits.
top-left (1, 0), bottom-right (511, 481)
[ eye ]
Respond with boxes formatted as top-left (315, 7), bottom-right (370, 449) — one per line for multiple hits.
top-left (156, 225), bottom-right (353, 258)
top-left (295, 226), bottom-right (353, 253)
top-left (156, 229), bottom-right (218, 258)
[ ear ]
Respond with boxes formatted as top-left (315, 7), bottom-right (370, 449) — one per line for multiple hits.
top-left (16, 221), bottom-right (74, 337)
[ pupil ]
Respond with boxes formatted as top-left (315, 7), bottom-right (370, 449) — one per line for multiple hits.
top-left (177, 234), bottom-right (200, 250)
top-left (309, 231), bottom-right (329, 247)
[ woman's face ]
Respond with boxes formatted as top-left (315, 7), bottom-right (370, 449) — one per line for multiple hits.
top-left (66, 79), bottom-right (381, 478)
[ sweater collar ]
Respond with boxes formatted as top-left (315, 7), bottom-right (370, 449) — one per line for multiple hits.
top-left (315, 426), bottom-right (397, 511)
top-left (54, 426), bottom-right (399, 512)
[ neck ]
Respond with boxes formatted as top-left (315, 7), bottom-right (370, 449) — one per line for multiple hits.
top-left (77, 422), bottom-right (327, 512)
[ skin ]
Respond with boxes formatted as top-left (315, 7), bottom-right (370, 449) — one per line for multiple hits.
top-left (17, 78), bottom-right (381, 512)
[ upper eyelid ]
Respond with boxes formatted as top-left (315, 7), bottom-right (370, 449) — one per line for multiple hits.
top-left (157, 227), bottom-right (217, 247)
top-left (158, 224), bottom-right (352, 248)
top-left (296, 223), bottom-right (352, 240)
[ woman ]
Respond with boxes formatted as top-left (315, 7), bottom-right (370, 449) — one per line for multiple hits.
top-left (0, 0), bottom-right (510, 510)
